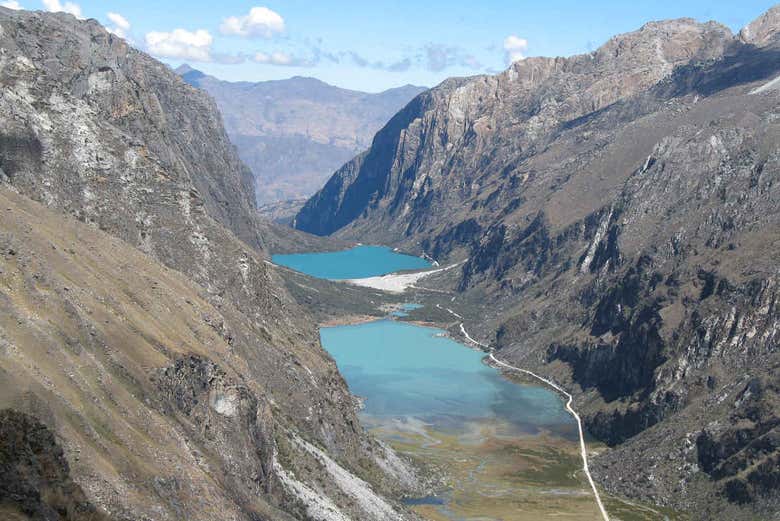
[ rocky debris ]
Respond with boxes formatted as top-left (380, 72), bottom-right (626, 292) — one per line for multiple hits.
top-left (294, 6), bottom-right (780, 517)
top-left (286, 432), bottom-right (413, 521)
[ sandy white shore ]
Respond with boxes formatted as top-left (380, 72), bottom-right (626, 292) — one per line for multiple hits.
top-left (340, 261), bottom-right (464, 293)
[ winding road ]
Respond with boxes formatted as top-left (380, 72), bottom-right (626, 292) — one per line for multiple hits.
top-left (442, 306), bottom-right (610, 521)
top-left (487, 353), bottom-right (610, 521)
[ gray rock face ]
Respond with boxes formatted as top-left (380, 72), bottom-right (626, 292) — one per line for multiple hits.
top-left (740, 4), bottom-right (780, 46)
top-left (1, 14), bottom-right (255, 238)
top-left (177, 67), bottom-right (425, 205)
top-left (296, 7), bottom-right (780, 518)
top-left (0, 8), bottom-right (417, 521)
top-left (258, 197), bottom-right (308, 225)
top-left (295, 18), bottom-right (733, 238)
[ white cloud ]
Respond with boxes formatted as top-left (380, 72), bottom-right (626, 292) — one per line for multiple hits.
top-left (42, 0), bottom-right (82, 18)
top-left (251, 50), bottom-right (321, 67)
top-left (212, 53), bottom-right (246, 65)
top-left (253, 51), bottom-right (292, 65)
top-left (503, 35), bottom-right (528, 63)
top-left (1, 1), bottom-right (23, 9)
top-left (107, 12), bottom-right (129, 30)
top-left (424, 43), bottom-right (482, 72)
top-left (106, 12), bottom-right (130, 38)
top-left (220, 6), bottom-right (285, 38)
top-left (145, 29), bottom-right (213, 62)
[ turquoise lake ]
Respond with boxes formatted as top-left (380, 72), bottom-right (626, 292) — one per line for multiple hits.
top-left (272, 245), bottom-right (431, 279)
top-left (320, 320), bottom-right (573, 436)
top-left (277, 244), bottom-right (575, 437)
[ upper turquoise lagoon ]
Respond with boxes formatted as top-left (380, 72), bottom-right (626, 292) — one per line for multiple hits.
top-left (272, 245), bottom-right (432, 279)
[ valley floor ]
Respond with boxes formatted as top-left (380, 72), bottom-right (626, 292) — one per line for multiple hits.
top-left (278, 262), bottom-right (689, 521)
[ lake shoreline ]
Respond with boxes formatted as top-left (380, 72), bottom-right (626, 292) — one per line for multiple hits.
top-left (318, 314), bottom-right (384, 327)
top-left (273, 244), bottom-right (432, 280)
top-left (319, 313), bottom-right (459, 334)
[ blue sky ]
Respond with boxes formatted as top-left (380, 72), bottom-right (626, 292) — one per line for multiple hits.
top-left (5, 1), bottom-right (778, 91)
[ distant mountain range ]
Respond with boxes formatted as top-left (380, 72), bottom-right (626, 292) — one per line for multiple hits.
top-left (176, 65), bottom-right (425, 205)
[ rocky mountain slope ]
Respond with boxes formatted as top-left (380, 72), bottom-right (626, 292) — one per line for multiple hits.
top-left (0, 7), bottom-right (417, 521)
top-left (258, 197), bottom-right (309, 226)
top-left (178, 66), bottom-right (425, 205)
top-left (296, 6), bottom-right (780, 519)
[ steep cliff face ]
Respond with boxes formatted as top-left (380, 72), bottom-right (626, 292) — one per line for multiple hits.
top-left (0, 7), bottom-right (416, 521)
top-left (295, 18), bottom-right (733, 240)
top-left (296, 6), bottom-right (780, 517)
